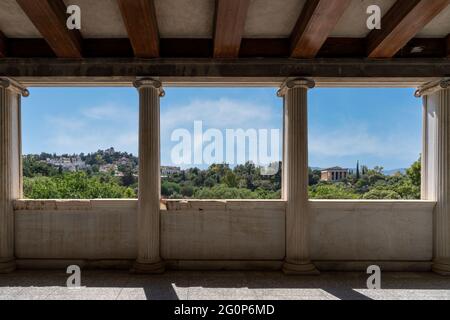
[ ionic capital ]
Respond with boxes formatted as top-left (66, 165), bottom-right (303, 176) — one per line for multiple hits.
top-left (0, 77), bottom-right (29, 97)
top-left (133, 78), bottom-right (165, 97)
top-left (415, 79), bottom-right (450, 97)
top-left (277, 78), bottom-right (315, 97)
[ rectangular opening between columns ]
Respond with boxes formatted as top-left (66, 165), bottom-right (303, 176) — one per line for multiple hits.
top-left (19, 84), bottom-right (425, 202)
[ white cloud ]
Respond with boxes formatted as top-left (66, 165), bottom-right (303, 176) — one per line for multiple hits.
top-left (45, 116), bottom-right (86, 131)
top-left (309, 125), bottom-right (420, 160)
top-left (81, 103), bottom-right (137, 121)
top-left (161, 98), bottom-right (280, 130)
top-left (160, 97), bottom-right (282, 166)
top-left (44, 98), bottom-right (279, 155)
top-left (42, 103), bottom-right (138, 154)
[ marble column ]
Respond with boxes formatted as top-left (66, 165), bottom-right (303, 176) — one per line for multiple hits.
top-left (133, 78), bottom-right (165, 274)
top-left (0, 78), bottom-right (28, 273)
top-left (278, 79), bottom-right (319, 275)
top-left (418, 79), bottom-right (450, 275)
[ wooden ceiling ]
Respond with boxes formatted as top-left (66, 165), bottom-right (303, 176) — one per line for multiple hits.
top-left (117, 0), bottom-right (159, 58)
top-left (16, 0), bottom-right (83, 58)
top-left (0, 31), bottom-right (6, 58)
top-left (367, 0), bottom-right (450, 58)
top-left (0, 0), bottom-right (449, 60)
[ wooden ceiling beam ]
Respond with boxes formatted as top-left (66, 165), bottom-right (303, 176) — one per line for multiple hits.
top-left (447, 34), bottom-right (450, 58)
top-left (367, 0), bottom-right (450, 58)
top-left (0, 31), bottom-right (6, 57)
top-left (213, 0), bottom-right (251, 58)
top-left (2, 57), bottom-right (450, 79)
top-left (117, 0), bottom-right (159, 58)
top-left (16, 0), bottom-right (82, 58)
top-left (3, 37), bottom-right (448, 59)
top-left (290, 0), bottom-right (352, 58)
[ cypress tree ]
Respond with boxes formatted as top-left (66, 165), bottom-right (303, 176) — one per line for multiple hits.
top-left (356, 161), bottom-right (360, 180)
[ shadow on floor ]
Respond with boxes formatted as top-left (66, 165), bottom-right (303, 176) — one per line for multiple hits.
top-left (1, 270), bottom-right (450, 300)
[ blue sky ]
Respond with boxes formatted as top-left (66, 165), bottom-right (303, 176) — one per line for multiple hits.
top-left (22, 87), bottom-right (422, 170)
top-left (309, 88), bottom-right (422, 170)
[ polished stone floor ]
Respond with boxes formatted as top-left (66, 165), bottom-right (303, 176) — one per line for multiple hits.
top-left (1, 270), bottom-right (450, 300)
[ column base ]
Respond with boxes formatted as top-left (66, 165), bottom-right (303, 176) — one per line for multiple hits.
top-left (132, 259), bottom-right (165, 274)
top-left (0, 258), bottom-right (16, 274)
top-left (282, 260), bottom-right (320, 275)
top-left (432, 259), bottom-right (450, 276)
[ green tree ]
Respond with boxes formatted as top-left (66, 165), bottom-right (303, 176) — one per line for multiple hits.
top-left (406, 157), bottom-right (421, 188)
top-left (356, 160), bottom-right (360, 180)
top-left (23, 155), bottom-right (58, 178)
top-left (363, 188), bottom-right (401, 200)
top-left (195, 185), bottom-right (257, 199)
top-left (24, 172), bottom-right (136, 199)
top-left (308, 168), bottom-right (321, 186)
top-left (180, 184), bottom-right (195, 197)
top-left (121, 169), bottom-right (136, 187)
top-left (161, 181), bottom-right (181, 197)
top-left (309, 183), bottom-right (359, 200)
top-left (222, 171), bottom-right (238, 188)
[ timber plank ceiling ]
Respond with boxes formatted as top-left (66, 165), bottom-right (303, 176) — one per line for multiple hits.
top-left (0, 0), bottom-right (448, 59)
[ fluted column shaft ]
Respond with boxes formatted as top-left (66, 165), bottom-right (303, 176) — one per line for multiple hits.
top-left (0, 78), bottom-right (28, 273)
top-left (133, 78), bottom-right (165, 273)
top-left (419, 79), bottom-right (450, 275)
top-left (278, 79), bottom-right (319, 275)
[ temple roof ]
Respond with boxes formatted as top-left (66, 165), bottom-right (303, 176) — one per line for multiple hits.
top-left (322, 167), bottom-right (349, 172)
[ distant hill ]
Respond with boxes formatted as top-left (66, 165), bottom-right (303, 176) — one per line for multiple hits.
top-left (310, 166), bottom-right (407, 176)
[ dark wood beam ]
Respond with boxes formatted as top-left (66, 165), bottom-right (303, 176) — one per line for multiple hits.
top-left (447, 34), bottom-right (450, 58)
top-left (7, 39), bottom-right (55, 58)
top-left (84, 39), bottom-right (134, 58)
top-left (397, 38), bottom-right (447, 58)
top-left (16, 0), bottom-right (82, 58)
top-left (1, 58), bottom-right (450, 79)
top-left (240, 39), bottom-right (289, 58)
top-left (318, 37), bottom-right (447, 58)
top-left (290, 0), bottom-right (352, 58)
top-left (367, 0), bottom-right (450, 58)
top-left (0, 31), bottom-right (6, 57)
top-left (117, 0), bottom-right (159, 58)
top-left (241, 37), bottom-right (447, 58)
top-left (4, 37), bottom-right (447, 59)
top-left (161, 39), bottom-right (212, 58)
top-left (317, 38), bottom-right (365, 58)
top-left (213, 0), bottom-right (251, 58)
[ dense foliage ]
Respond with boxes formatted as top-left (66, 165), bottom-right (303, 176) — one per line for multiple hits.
top-left (308, 160), bottom-right (421, 200)
top-left (24, 172), bottom-right (135, 199)
top-left (162, 163), bottom-right (282, 200)
top-left (23, 149), bottom-right (421, 200)
top-left (23, 151), bottom-right (137, 199)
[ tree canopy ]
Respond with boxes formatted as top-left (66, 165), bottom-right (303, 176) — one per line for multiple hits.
top-left (22, 150), bottom-right (421, 200)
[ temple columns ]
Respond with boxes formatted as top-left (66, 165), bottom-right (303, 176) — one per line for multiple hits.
top-left (278, 79), bottom-right (319, 275)
top-left (419, 79), bottom-right (450, 275)
top-left (133, 78), bottom-right (165, 274)
top-left (0, 78), bottom-right (28, 273)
